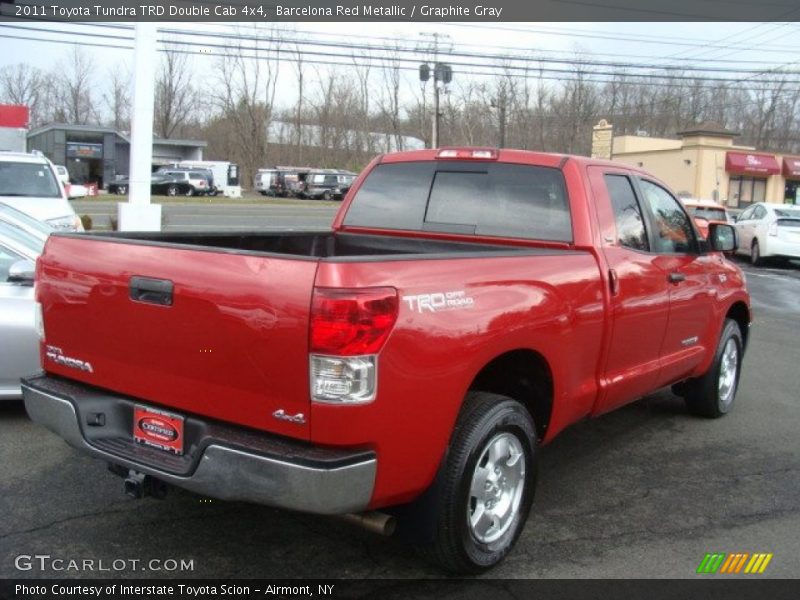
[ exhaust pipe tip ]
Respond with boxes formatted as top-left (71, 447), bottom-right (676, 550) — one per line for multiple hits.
top-left (338, 511), bottom-right (397, 536)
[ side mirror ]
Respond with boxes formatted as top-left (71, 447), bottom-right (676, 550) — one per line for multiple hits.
top-left (8, 259), bottom-right (36, 285)
top-left (708, 223), bottom-right (737, 253)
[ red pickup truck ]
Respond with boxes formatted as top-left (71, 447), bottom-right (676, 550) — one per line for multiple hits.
top-left (23, 148), bottom-right (750, 573)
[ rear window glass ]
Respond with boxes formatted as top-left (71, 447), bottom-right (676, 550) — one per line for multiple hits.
top-left (690, 207), bottom-right (727, 221)
top-left (344, 161), bottom-right (571, 241)
top-left (775, 208), bottom-right (800, 218)
top-left (189, 172), bottom-right (205, 178)
top-left (777, 219), bottom-right (800, 228)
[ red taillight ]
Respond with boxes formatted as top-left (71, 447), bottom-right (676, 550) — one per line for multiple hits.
top-left (310, 287), bottom-right (398, 355)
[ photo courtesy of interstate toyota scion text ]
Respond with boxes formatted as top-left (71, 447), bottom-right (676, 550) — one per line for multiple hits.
top-left (23, 147), bottom-right (750, 573)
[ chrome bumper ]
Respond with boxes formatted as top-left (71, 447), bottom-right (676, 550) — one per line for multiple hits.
top-left (22, 376), bottom-right (376, 515)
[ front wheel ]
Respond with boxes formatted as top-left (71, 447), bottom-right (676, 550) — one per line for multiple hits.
top-left (683, 319), bottom-right (743, 418)
top-left (185, 187), bottom-right (195, 197)
top-left (421, 392), bottom-right (537, 573)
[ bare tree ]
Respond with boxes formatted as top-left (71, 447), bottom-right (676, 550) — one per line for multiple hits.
top-left (51, 45), bottom-right (97, 124)
top-left (155, 46), bottom-right (197, 139)
top-left (212, 24), bottom-right (282, 185)
top-left (0, 63), bottom-right (46, 125)
top-left (103, 65), bottom-right (131, 131)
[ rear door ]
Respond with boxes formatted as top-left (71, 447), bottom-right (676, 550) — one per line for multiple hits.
top-left (37, 236), bottom-right (318, 440)
top-left (587, 167), bottom-right (671, 413)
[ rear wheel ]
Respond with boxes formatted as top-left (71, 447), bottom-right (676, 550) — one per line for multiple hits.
top-left (166, 184), bottom-right (178, 197)
top-left (751, 240), bottom-right (763, 266)
top-left (116, 184), bottom-right (128, 195)
top-left (421, 392), bottom-right (537, 573)
top-left (683, 319), bottom-right (743, 418)
top-left (323, 190), bottom-right (333, 201)
top-left (185, 187), bottom-right (195, 197)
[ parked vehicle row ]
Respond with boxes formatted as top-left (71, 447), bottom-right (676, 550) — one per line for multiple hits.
top-left (255, 166), bottom-right (356, 200)
top-left (108, 162), bottom-right (242, 199)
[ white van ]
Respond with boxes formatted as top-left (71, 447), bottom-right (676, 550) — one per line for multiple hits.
top-left (0, 152), bottom-right (83, 231)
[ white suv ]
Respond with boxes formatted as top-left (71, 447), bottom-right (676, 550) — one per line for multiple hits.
top-left (0, 151), bottom-right (83, 231)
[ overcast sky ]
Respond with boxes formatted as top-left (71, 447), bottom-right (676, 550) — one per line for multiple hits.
top-left (2, 21), bottom-right (799, 113)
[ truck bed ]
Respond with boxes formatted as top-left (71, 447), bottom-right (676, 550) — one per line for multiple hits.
top-left (69, 230), bottom-right (559, 260)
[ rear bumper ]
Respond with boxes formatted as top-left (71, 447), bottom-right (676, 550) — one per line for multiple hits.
top-left (22, 375), bottom-right (376, 515)
top-left (764, 237), bottom-right (800, 259)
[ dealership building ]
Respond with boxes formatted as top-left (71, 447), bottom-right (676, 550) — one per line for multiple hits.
top-left (609, 123), bottom-right (800, 208)
top-left (26, 124), bottom-right (207, 189)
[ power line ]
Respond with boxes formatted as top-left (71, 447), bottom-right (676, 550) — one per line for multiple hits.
top-left (7, 25), bottom-right (800, 94)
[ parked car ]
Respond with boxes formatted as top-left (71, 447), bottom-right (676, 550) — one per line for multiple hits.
top-left (24, 147), bottom-right (749, 573)
top-left (0, 220), bottom-right (42, 400)
top-left (734, 202), bottom-right (800, 265)
top-left (156, 170), bottom-right (209, 196)
top-left (157, 166), bottom-right (216, 196)
top-left (255, 167), bottom-right (310, 197)
top-left (300, 170), bottom-right (357, 200)
top-left (680, 198), bottom-right (731, 239)
top-left (53, 165), bottom-right (89, 199)
top-left (0, 151), bottom-right (83, 231)
top-left (108, 173), bottom-right (194, 197)
top-left (0, 202), bottom-right (54, 242)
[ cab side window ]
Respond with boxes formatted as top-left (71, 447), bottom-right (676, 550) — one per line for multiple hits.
top-left (604, 174), bottom-right (649, 251)
top-left (639, 180), bottom-right (696, 254)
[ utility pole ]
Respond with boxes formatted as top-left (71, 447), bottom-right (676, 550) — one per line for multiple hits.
top-left (118, 22), bottom-right (161, 231)
top-left (418, 33), bottom-right (453, 148)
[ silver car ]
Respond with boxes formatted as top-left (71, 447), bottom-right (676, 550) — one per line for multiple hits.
top-left (0, 202), bottom-right (54, 242)
top-left (0, 220), bottom-right (42, 400)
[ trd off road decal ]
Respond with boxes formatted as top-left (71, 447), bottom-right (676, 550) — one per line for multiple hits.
top-left (402, 290), bottom-right (475, 313)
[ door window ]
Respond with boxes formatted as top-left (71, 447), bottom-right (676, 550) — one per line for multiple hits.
top-left (639, 180), bottom-right (696, 254)
top-left (604, 174), bottom-right (649, 251)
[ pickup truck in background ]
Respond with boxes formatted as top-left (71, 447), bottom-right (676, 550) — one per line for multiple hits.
top-left (23, 148), bottom-right (750, 573)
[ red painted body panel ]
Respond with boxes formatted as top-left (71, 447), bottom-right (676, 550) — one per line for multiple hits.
top-left (35, 148), bottom-right (751, 511)
top-left (37, 237), bottom-right (317, 440)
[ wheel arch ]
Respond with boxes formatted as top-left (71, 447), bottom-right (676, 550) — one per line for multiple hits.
top-left (468, 349), bottom-right (553, 441)
top-left (726, 301), bottom-right (751, 352)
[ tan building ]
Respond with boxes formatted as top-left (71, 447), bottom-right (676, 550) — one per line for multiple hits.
top-left (609, 123), bottom-right (800, 208)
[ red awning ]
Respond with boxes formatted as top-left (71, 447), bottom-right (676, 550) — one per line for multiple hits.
top-left (725, 152), bottom-right (780, 175)
top-left (783, 157), bottom-right (800, 178)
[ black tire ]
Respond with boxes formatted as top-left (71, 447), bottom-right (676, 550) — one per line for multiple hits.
top-left (421, 392), bottom-right (537, 573)
top-left (117, 185), bottom-right (128, 196)
top-left (323, 190), bottom-right (333, 201)
top-left (185, 186), bottom-right (195, 197)
top-left (166, 184), bottom-right (179, 197)
top-left (208, 189), bottom-right (218, 197)
top-left (751, 240), bottom-right (763, 266)
top-left (683, 319), bottom-right (744, 418)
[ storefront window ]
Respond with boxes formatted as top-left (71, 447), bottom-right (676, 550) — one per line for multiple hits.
top-left (728, 176), bottom-right (767, 207)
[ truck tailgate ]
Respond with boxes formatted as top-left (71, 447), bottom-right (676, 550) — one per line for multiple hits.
top-left (36, 236), bottom-right (317, 440)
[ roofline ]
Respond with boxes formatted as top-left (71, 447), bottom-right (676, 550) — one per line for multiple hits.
top-left (27, 123), bottom-right (207, 148)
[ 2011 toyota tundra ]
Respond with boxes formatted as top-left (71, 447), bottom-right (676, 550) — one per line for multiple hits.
top-left (22, 148), bottom-right (751, 573)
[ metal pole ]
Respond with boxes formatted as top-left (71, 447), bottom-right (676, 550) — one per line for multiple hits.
top-left (119, 22), bottom-right (161, 231)
top-left (432, 81), bottom-right (440, 148)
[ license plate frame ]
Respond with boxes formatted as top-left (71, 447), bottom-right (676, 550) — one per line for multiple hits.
top-left (133, 404), bottom-right (185, 456)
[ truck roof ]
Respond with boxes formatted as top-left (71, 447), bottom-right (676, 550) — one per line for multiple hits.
top-left (376, 147), bottom-right (648, 175)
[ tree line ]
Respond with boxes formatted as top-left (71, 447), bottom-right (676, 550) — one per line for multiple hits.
top-left (4, 39), bottom-right (800, 186)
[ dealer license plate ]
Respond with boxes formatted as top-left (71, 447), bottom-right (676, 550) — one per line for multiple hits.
top-left (133, 404), bottom-right (185, 455)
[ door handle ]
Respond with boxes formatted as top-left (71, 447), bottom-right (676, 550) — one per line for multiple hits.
top-left (668, 272), bottom-right (685, 284)
top-left (129, 276), bottom-right (174, 306)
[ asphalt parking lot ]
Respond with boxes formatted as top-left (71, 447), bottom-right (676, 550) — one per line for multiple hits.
top-left (1, 206), bottom-right (799, 579)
